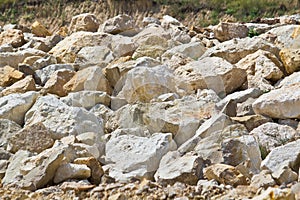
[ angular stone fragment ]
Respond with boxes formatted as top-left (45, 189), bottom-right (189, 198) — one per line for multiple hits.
top-left (1, 76), bottom-right (36, 96)
top-left (53, 163), bottom-right (91, 183)
top-left (69, 13), bottom-right (99, 33)
top-left (31, 21), bottom-right (52, 37)
top-left (0, 29), bottom-right (25, 48)
top-left (0, 65), bottom-right (24, 87)
top-left (280, 48), bottom-right (300, 74)
top-left (214, 22), bottom-right (249, 42)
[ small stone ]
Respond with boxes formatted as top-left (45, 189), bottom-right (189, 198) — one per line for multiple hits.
top-left (31, 21), bottom-right (52, 37)
top-left (53, 163), bottom-right (91, 184)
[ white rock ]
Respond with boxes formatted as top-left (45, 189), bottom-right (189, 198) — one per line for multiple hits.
top-left (61, 91), bottom-right (110, 109)
top-left (0, 91), bottom-right (39, 125)
top-left (213, 22), bottom-right (249, 42)
top-left (69, 13), bottom-right (99, 33)
top-left (53, 163), bottom-right (91, 183)
top-left (105, 133), bottom-right (177, 182)
top-left (253, 83), bottom-right (300, 119)
top-left (175, 57), bottom-right (247, 96)
top-left (162, 42), bottom-right (206, 60)
top-left (116, 66), bottom-right (179, 103)
top-left (155, 151), bottom-right (204, 185)
top-left (200, 37), bottom-right (280, 64)
top-left (25, 95), bottom-right (104, 139)
top-left (35, 64), bottom-right (74, 85)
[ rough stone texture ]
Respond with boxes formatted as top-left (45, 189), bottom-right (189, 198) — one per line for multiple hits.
top-left (104, 56), bottom-right (160, 88)
top-left (53, 163), bottom-right (91, 183)
top-left (175, 57), bottom-right (247, 96)
top-left (236, 50), bottom-right (284, 90)
top-left (0, 48), bottom-right (46, 68)
top-left (24, 95), bottom-right (104, 139)
top-left (280, 48), bottom-right (300, 74)
top-left (31, 21), bottom-right (52, 37)
top-left (253, 83), bottom-right (300, 119)
top-left (250, 170), bottom-right (276, 189)
top-left (100, 14), bottom-right (137, 36)
top-left (154, 151), bottom-right (204, 185)
top-left (35, 64), bottom-right (74, 85)
top-left (204, 164), bottom-right (248, 187)
top-left (42, 70), bottom-right (75, 97)
top-left (0, 91), bottom-right (39, 125)
top-left (0, 119), bottom-right (21, 149)
top-left (105, 133), bottom-right (177, 182)
top-left (252, 187), bottom-right (295, 200)
top-left (276, 71), bottom-right (300, 88)
top-left (162, 42), bottom-right (207, 60)
top-left (61, 91), bottom-right (110, 109)
top-left (116, 66), bottom-right (178, 103)
top-left (200, 37), bottom-right (280, 64)
top-left (231, 115), bottom-right (272, 131)
top-left (261, 139), bottom-right (300, 184)
top-left (69, 13), bottom-right (99, 33)
top-left (49, 31), bottom-right (112, 63)
top-left (250, 122), bottom-right (299, 154)
top-left (213, 22), bottom-right (249, 42)
top-left (0, 29), bottom-right (25, 48)
top-left (74, 157), bottom-right (104, 185)
top-left (32, 55), bottom-right (57, 71)
top-left (63, 66), bottom-right (112, 95)
top-left (1, 76), bottom-right (36, 96)
top-left (7, 122), bottom-right (55, 153)
top-left (0, 65), bottom-right (25, 87)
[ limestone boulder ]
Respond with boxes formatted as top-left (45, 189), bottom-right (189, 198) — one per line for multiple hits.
top-left (236, 50), bottom-right (284, 90)
top-left (133, 24), bottom-right (171, 44)
top-left (253, 83), bottom-right (300, 119)
top-left (104, 56), bottom-right (160, 88)
top-left (105, 133), bottom-right (177, 182)
top-left (0, 29), bottom-right (25, 48)
top-left (32, 55), bottom-right (57, 70)
top-left (276, 71), bottom-right (300, 88)
top-left (0, 65), bottom-right (24, 87)
top-left (100, 14), bottom-right (138, 36)
top-left (7, 122), bottom-right (55, 153)
top-left (61, 91), bottom-right (110, 109)
top-left (63, 66), bottom-right (112, 95)
top-left (213, 22), bottom-right (249, 42)
top-left (200, 37), bottom-right (280, 64)
top-left (0, 119), bottom-right (21, 149)
top-left (31, 21), bottom-right (52, 37)
top-left (0, 91), bottom-right (39, 125)
top-left (250, 122), bottom-right (299, 154)
top-left (280, 48), bottom-right (300, 74)
top-left (24, 95), bottom-right (104, 139)
top-left (162, 41), bottom-right (206, 60)
top-left (42, 69), bottom-right (75, 97)
top-left (49, 31), bottom-right (112, 63)
top-left (116, 66), bottom-right (179, 103)
top-left (69, 13), bottom-right (99, 33)
top-left (53, 163), bottom-right (91, 183)
top-left (250, 170), bottom-right (276, 189)
top-left (204, 164), bottom-right (248, 187)
top-left (1, 75), bottom-right (36, 96)
top-left (35, 64), bottom-right (74, 85)
top-left (175, 57), bottom-right (247, 96)
top-left (154, 151), bottom-right (204, 185)
top-left (0, 48), bottom-right (46, 68)
top-left (261, 139), bottom-right (300, 185)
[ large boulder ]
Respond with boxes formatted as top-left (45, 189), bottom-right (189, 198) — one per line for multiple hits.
top-left (105, 133), bottom-right (177, 182)
top-left (63, 66), bottom-right (112, 95)
top-left (100, 14), bottom-right (138, 36)
top-left (0, 91), bottom-right (39, 125)
top-left (115, 66), bottom-right (179, 103)
top-left (279, 48), bottom-right (300, 74)
top-left (69, 13), bottom-right (99, 33)
top-left (253, 83), bottom-right (300, 119)
top-left (154, 151), bottom-right (204, 185)
top-left (175, 57), bottom-right (247, 96)
top-left (49, 32), bottom-right (112, 63)
top-left (250, 122), bottom-right (299, 154)
top-left (0, 29), bottom-right (25, 48)
top-left (0, 65), bottom-right (24, 87)
top-left (0, 48), bottom-right (46, 68)
top-left (24, 95), bottom-right (104, 139)
top-left (200, 37), bottom-right (280, 64)
top-left (213, 22), bottom-right (249, 42)
top-left (276, 71), bottom-right (300, 88)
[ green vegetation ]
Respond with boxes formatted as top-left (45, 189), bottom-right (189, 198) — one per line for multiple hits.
top-left (248, 28), bottom-right (259, 38)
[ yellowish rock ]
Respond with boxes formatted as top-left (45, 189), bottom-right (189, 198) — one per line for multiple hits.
top-left (0, 66), bottom-right (24, 87)
top-left (0, 29), bottom-right (25, 48)
top-left (42, 70), bottom-right (75, 97)
top-left (31, 21), bottom-right (52, 37)
top-left (280, 48), bottom-right (300, 74)
top-left (1, 76), bottom-right (36, 96)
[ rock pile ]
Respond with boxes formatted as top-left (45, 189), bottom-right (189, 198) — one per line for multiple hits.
top-left (0, 13), bottom-right (300, 199)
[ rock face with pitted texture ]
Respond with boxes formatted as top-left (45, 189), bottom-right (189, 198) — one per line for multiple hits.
top-left (1, 12), bottom-right (300, 200)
